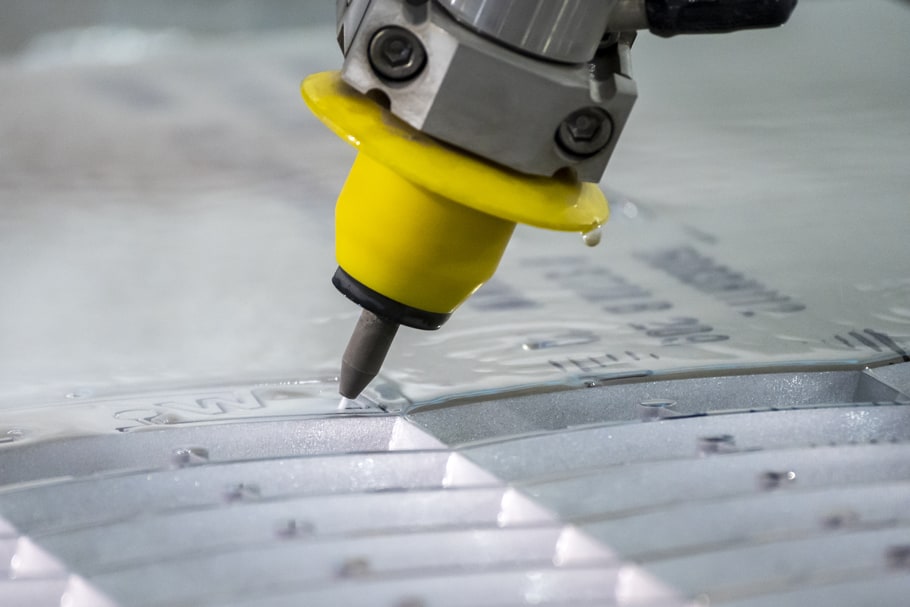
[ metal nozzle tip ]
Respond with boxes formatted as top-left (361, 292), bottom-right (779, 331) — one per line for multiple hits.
top-left (338, 309), bottom-right (399, 399)
top-left (338, 364), bottom-right (376, 400)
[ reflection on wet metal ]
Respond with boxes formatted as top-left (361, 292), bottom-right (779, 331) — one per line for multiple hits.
top-left (697, 433), bottom-right (737, 456)
top-left (223, 482), bottom-right (262, 503)
top-left (0, 364), bottom-right (907, 605)
top-left (581, 225), bottom-right (602, 247)
top-left (336, 556), bottom-right (371, 579)
top-left (885, 544), bottom-right (910, 570)
top-left (639, 398), bottom-right (677, 421)
top-left (170, 446), bottom-right (210, 467)
top-left (819, 509), bottom-right (860, 531)
top-left (273, 518), bottom-right (315, 539)
top-left (757, 470), bottom-right (798, 491)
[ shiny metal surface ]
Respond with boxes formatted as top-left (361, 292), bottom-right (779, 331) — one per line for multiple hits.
top-left (341, 0), bottom-right (637, 179)
top-left (2, 365), bottom-right (909, 605)
top-left (607, 0), bottom-right (649, 31)
top-left (336, 0), bottom-right (372, 54)
top-left (436, 0), bottom-right (612, 63)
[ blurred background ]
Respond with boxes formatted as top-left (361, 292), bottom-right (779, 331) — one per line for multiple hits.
top-left (0, 1), bottom-right (333, 55)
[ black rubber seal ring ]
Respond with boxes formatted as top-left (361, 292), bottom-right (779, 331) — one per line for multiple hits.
top-left (332, 267), bottom-right (451, 331)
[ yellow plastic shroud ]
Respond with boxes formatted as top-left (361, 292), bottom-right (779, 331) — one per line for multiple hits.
top-left (301, 71), bottom-right (608, 316)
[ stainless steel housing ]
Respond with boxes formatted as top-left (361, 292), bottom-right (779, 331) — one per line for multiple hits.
top-left (435, 0), bottom-right (614, 64)
top-left (338, 0), bottom-right (638, 181)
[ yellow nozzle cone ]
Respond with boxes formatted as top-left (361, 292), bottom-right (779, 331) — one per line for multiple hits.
top-left (337, 153), bottom-right (514, 314)
top-left (301, 71), bottom-right (609, 322)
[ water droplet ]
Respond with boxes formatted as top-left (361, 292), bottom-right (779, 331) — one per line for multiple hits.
top-left (275, 519), bottom-right (315, 539)
top-left (639, 399), bottom-right (676, 409)
top-left (582, 226), bottom-right (602, 247)
top-left (820, 510), bottom-right (859, 530)
top-left (171, 446), bottom-right (209, 467)
top-left (697, 434), bottom-right (736, 455)
top-left (11, 536), bottom-right (66, 576)
top-left (66, 389), bottom-right (92, 399)
top-left (886, 545), bottom-right (910, 569)
top-left (639, 398), bottom-right (676, 421)
top-left (757, 470), bottom-right (797, 491)
top-left (0, 428), bottom-right (25, 444)
top-left (155, 413), bottom-right (184, 425)
top-left (622, 200), bottom-right (639, 219)
top-left (223, 482), bottom-right (261, 502)
top-left (337, 556), bottom-right (370, 578)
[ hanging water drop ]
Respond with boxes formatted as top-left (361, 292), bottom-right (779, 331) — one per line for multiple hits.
top-left (582, 226), bottom-right (602, 247)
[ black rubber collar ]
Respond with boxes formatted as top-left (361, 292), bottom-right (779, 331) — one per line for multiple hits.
top-left (332, 267), bottom-right (451, 331)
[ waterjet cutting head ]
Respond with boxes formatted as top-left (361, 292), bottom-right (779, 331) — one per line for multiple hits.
top-left (301, 72), bottom-right (608, 398)
top-left (305, 0), bottom-right (797, 398)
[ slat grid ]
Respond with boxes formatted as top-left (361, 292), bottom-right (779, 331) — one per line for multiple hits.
top-left (0, 363), bottom-right (908, 606)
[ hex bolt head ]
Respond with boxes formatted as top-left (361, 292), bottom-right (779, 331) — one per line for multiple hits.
top-left (567, 114), bottom-right (600, 141)
top-left (382, 39), bottom-right (412, 66)
top-left (368, 26), bottom-right (427, 82)
top-left (556, 107), bottom-right (613, 157)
